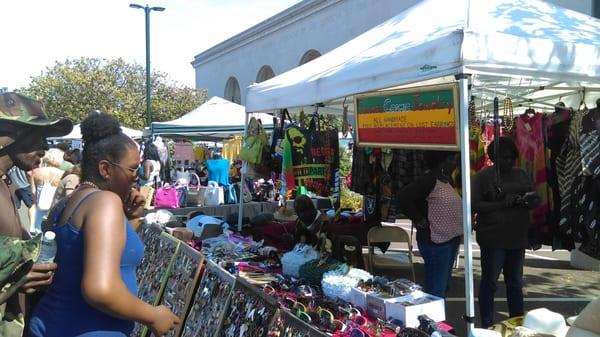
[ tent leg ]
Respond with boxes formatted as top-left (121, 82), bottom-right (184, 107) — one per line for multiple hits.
top-left (237, 112), bottom-right (250, 232)
top-left (458, 75), bottom-right (476, 333)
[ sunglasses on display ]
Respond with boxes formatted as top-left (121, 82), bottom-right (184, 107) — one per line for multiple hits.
top-left (339, 305), bottom-right (363, 321)
top-left (263, 284), bottom-right (277, 296)
top-left (283, 297), bottom-right (311, 323)
top-left (343, 325), bottom-right (367, 337)
top-left (315, 307), bottom-right (345, 333)
top-left (297, 285), bottom-right (314, 298)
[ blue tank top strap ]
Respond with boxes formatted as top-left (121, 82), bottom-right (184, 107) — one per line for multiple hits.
top-left (51, 197), bottom-right (70, 225)
top-left (64, 190), bottom-right (102, 224)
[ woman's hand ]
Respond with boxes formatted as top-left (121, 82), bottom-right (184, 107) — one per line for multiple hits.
top-left (21, 263), bottom-right (57, 294)
top-left (124, 188), bottom-right (146, 220)
top-left (149, 305), bottom-right (180, 337)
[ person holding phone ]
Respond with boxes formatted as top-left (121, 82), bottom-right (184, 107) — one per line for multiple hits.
top-left (471, 137), bottom-right (539, 328)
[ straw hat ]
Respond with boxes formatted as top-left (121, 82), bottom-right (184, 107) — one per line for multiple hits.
top-left (523, 308), bottom-right (569, 337)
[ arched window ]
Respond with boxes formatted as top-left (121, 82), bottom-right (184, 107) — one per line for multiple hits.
top-left (299, 49), bottom-right (322, 65)
top-left (224, 76), bottom-right (241, 104)
top-left (256, 65), bottom-right (275, 83)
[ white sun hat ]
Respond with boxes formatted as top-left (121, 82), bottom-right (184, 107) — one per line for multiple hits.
top-left (523, 308), bottom-right (569, 337)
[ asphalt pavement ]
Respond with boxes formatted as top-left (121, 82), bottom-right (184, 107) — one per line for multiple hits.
top-left (369, 223), bottom-right (600, 337)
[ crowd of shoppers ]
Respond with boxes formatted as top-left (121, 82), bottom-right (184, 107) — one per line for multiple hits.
top-left (0, 91), bottom-right (546, 335)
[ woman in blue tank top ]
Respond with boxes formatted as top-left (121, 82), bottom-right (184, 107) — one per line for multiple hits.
top-left (29, 112), bottom-right (180, 337)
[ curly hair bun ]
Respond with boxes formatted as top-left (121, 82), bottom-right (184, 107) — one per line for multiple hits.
top-left (80, 111), bottom-right (122, 143)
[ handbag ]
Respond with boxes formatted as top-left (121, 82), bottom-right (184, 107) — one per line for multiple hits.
top-left (177, 186), bottom-right (188, 208)
top-left (240, 117), bottom-right (267, 164)
top-left (271, 109), bottom-right (293, 156)
top-left (187, 173), bottom-right (205, 206)
top-left (204, 181), bottom-right (224, 206)
top-left (154, 185), bottom-right (180, 209)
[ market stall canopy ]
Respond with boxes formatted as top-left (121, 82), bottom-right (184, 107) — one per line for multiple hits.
top-left (246, 0), bottom-right (600, 112)
top-left (57, 123), bottom-right (143, 140)
top-left (152, 96), bottom-right (273, 138)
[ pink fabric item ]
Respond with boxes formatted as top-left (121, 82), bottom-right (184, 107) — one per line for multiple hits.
top-left (426, 179), bottom-right (463, 243)
top-left (514, 113), bottom-right (552, 231)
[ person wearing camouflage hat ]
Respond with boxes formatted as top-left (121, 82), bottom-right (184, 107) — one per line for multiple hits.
top-left (0, 92), bottom-right (72, 337)
top-left (0, 92), bottom-right (73, 238)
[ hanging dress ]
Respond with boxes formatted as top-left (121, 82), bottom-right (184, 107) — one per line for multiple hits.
top-left (556, 111), bottom-right (585, 239)
top-left (514, 113), bottom-right (552, 244)
top-left (546, 110), bottom-right (574, 250)
top-left (575, 108), bottom-right (600, 259)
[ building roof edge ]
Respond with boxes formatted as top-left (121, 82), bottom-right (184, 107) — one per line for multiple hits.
top-left (191, 0), bottom-right (342, 68)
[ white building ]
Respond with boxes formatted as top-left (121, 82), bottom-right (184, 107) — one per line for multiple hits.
top-left (192, 0), bottom-right (599, 105)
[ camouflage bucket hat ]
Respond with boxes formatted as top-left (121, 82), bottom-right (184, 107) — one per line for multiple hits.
top-left (0, 92), bottom-right (73, 148)
top-left (0, 234), bottom-right (41, 304)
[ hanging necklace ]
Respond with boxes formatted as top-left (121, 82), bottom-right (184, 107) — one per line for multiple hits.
top-left (78, 181), bottom-right (99, 189)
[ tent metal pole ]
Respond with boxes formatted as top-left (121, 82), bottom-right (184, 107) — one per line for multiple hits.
top-left (457, 75), bottom-right (476, 333)
top-left (477, 88), bottom-right (580, 110)
top-left (237, 112), bottom-right (250, 232)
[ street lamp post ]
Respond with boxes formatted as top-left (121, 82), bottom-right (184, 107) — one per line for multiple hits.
top-left (130, 3), bottom-right (165, 128)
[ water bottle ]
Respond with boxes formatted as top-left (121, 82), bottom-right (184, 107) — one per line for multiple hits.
top-left (37, 231), bottom-right (57, 264)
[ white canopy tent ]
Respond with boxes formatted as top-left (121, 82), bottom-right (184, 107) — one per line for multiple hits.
top-left (247, 0), bottom-right (600, 112)
top-left (57, 123), bottom-right (143, 140)
top-left (245, 0), bottom-right (600, 332)
top-left (152, 96), bottom-right (273, 140)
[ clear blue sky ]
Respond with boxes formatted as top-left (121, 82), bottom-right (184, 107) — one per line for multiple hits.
top-left (0, 0), bottom-right (301, 90)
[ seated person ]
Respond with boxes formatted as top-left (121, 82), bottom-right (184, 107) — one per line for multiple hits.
top-left (293, 195), bottom-right (364, 269)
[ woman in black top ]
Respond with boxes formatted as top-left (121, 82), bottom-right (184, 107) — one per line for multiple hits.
top-left (472, 137), bottom-right (538, 328)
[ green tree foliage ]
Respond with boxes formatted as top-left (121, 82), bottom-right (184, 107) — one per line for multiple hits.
top-left (19, 57), bottom-right (207, 129)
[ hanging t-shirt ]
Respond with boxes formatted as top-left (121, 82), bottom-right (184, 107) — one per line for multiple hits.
top-left (193, 145), bottom-right (207, 162)
top-left (222, 136), bottom-right (242, 162)
top-left (173, 142), bottom-right (194, 163)
top-left (350, 146), bottom-right (371, 195)
top-left (282, 125), bottom-right (339, 199)
top-left (206, 159), bottom-right (230, 186)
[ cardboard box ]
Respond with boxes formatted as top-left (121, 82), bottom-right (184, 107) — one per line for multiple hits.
top-left (366, 292), bottom-right (398, 320)
top-left (349, 287), bottom-right (376, 309)
top-left (385, 292), bottom-right (445, 328)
